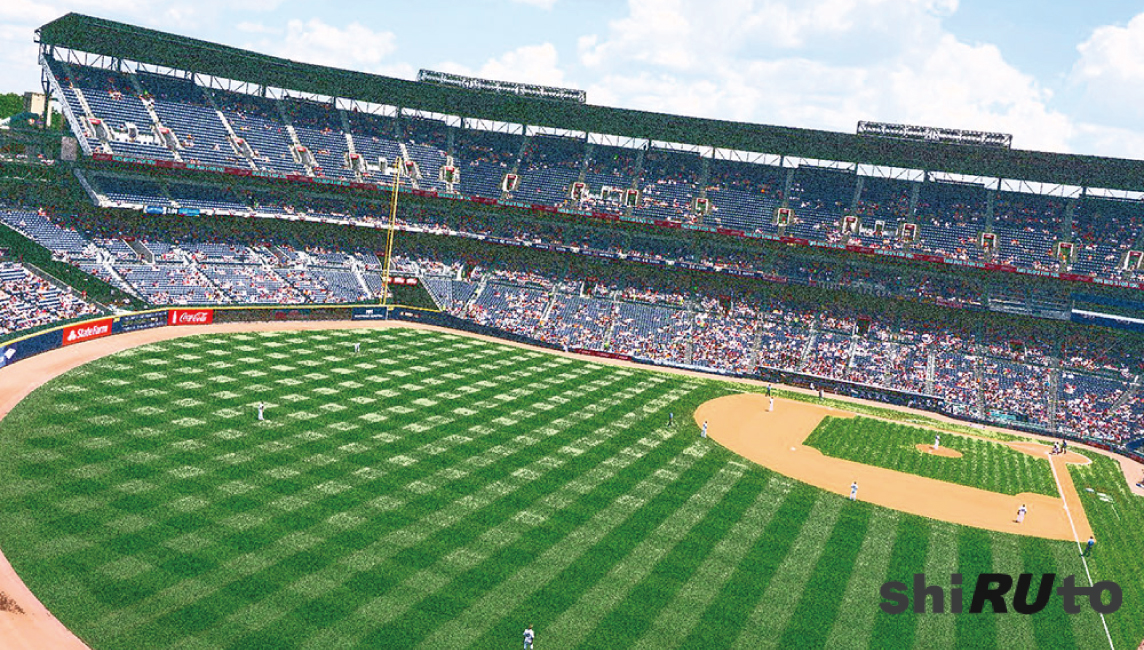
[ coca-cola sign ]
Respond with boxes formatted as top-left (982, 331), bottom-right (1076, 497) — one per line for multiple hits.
top-left (167, 309), bottom-right (214, 326)
top-left (62, 318), bottom-right (113, 346)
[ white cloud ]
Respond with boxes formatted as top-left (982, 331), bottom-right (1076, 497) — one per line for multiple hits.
top-left (1071, 122), bottom-right (1144, 160)
top-left (437, 43), bottom-right (567, 87)
top-left (480, 43), bottom-right (566, 86)
top-left (576, 0), bottom-right (1072, 152)
top-left (0, 2), bottom-right (290, 93)
top-left (0, 0), bottom-right (62, 25)
top-left (880, 35), bottom-right (1072, 152)
top-left (1068, 12), bottom-right (1144, 130)
top-left (510, 0), bottom-right (558, 9)
top-left (235, 21), bottom-right (279, 34)
top-left (256, 18), bottom-right (399, 72)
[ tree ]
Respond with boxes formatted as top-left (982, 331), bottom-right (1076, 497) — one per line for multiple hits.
top-left (0, 94), bottom-right (23, 120)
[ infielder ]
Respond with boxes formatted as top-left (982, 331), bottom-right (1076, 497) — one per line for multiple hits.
top-left (701, 420), bottom-right (708, 438)
top-left (768, 396), bottom-right (774, 412)
top-left (1016, 504), bottom-right (1027, 523)
top-left (850, 481), bottom-right (858, 501)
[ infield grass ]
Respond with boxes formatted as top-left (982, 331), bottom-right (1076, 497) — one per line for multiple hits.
top-left (0, 327), bottom-right (1134, 649)
top-left (803, 416), bottom-right (1057, 496)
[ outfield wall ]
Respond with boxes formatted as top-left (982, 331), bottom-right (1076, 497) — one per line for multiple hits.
top-left (2, 304), bottom-right (1141, 467)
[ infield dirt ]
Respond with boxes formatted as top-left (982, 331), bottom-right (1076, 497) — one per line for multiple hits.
top-left (0, 320), bottom-right (1133, 650)
top-left (695, 393), bottom-right (1093, 543)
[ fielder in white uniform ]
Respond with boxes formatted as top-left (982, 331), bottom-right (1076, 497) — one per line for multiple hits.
top-left (523, 625), bottom-right (535, 649)
top-left (1016, 504), bottom-right (1027, 524)
top-left (850, 481), bottom-right (858, 501)
top-left (701, 421), bottom-right (708, 438)
top-left (257, 402), bottom-right (265, 421)
top-left (933, 434), bottom-right (940, 450)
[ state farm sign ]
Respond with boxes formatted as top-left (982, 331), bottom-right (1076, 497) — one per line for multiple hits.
top-left (167, 308), bottom-right (214, 326)
top-left (62, 318), bottom-right (113, 346)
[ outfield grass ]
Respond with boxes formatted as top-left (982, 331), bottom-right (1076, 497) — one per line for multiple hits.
top-left (1069, 455), bottom-right (1144, 649)
top-left (0, 328), bottom-right (1133, 649)
top-left (803, 416), bottom-right (1057, 496)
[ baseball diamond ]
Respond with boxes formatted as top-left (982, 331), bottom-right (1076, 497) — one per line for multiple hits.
top-left (3, 9), bottom-right (1144, 650)
top-left (0, 322), bottom-right (1140, 650)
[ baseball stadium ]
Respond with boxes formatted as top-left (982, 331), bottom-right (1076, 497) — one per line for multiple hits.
top-left (1, 11), bottom-right (1143, 650)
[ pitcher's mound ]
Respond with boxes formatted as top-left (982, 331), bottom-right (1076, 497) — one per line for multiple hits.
top-left (915, 443), bottom-right (963, 458)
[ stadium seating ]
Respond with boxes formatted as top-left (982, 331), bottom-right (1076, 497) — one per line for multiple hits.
top-left (5, 202), bottom-right (1144, 444)
top-left (0, 262), bottom-right (101, 335)
top-left (47, 57), bottom-right (1144, 285)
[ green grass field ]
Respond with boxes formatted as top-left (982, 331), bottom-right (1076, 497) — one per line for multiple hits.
top-left (803, 416), bottom-right (1058, 496)
top-left (0, 327), bottom-right (1136, 649)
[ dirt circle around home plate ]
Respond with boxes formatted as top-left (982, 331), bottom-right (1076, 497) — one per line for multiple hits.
top-left (914, 443), bottom-right (964, 458)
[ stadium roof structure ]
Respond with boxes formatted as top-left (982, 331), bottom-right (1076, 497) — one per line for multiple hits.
top-left (36, 12), bottom-right (1144, 192)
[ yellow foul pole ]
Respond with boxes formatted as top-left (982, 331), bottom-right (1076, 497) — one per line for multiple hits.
top-left (380, 166), bottom-right (401, 305)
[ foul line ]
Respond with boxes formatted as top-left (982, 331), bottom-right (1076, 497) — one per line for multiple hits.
top-left (1047, 452), bottom-right (1115, 650)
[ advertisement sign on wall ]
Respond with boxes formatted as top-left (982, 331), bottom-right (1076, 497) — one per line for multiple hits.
top-left (351, 307), bottom-right (390, 321)
top-left (114, 311), bottom-right (168, 333)
top-left (61, 318), bottom-right (114, 346)
top-left (167, 308), bottom-right (214, 326)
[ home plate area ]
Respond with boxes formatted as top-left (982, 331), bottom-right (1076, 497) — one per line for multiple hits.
top-left (0, 326), bottom-right (1135, 650)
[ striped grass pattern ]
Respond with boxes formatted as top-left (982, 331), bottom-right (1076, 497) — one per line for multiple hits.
top-left (803, 416), bottom-right (1057, 496)
top-left (0, 328), bottom-right (1135, 649)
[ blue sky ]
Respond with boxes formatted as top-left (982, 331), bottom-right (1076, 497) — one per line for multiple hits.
top-left (3, 0), bottom-right (1144, 160)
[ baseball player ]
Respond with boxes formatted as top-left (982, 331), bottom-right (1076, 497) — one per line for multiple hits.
top-left (523, 625), bottom-right (535, 649)
top-left (701, 420), bottom-right (708, 438)
top-left (669, 411), bottom-right (674, 427)
top-left (257, 402), bottom-right (265, 421)
top-left (768, 396), bottom-right (774, 412)
top-left (1016, 504), bottom-right (1027, 524)
top-left (933, 434), bottom-right (940, 451)
top-left (354, 341), bottom-right (361, 354)
top-left (850, 481), bottom-right (858, 501)
top-left (1083, 536), bottom-right (1095, 557)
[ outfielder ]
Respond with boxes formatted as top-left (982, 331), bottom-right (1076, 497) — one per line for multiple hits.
top-left (523, 625), bottom-right (535, 649)
top-left (257, 401), bottom-right (265, 421)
